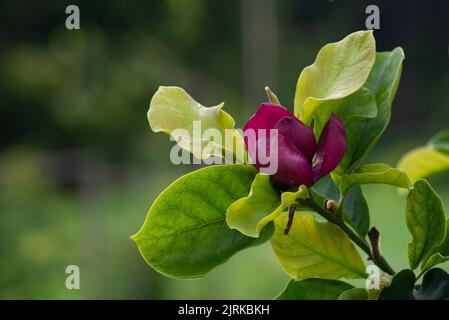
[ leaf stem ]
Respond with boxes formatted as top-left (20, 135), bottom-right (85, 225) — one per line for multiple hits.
top-left (284, 205), bottom-right (296, 235)
top-left (298, 195), bottom-right (396, 276)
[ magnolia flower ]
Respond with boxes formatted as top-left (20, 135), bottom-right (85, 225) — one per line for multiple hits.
top-left (243, 103), bottom-right (346, 187)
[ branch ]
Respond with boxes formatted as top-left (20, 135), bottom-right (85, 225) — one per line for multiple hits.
top-left (298, 195), bottom-right (396, 276)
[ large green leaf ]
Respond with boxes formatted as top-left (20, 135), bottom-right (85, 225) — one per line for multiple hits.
top-left (379, 269), bottom-right (416, 300)
top-left (406, 180), bottom-right (446, 270)
top-left (421, 219), bottom-right (449, 273)
top-left (271, 213), bottom-right (366, 280)
top-left (276, 278), bottom-right (353, 300)
top-left (131, 164), bottom-right (271, 279)
top-left (348, 48), bottom-right (405, 171)
top-left (294, 31), bottom-right (376, 124)
top-left (226, 173), bottom-right (308, 238)
top-left (148, 86), bottom-right (245, 162)
top-left (398, 147), bottom-right (449, 184)
top-left (341, 186), bottom-right (370, 237)
top-left (339, 163), bottom-right (411, 196)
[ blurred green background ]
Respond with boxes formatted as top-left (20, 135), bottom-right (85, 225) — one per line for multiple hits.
top-left (1, 0), bottom-right (448, 299)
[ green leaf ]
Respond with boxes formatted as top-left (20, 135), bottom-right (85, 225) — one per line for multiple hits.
top-left (379, 269), bottom-right (416, 300)
top-left (398, 147), bottom-right (449, 183)
top-left (429, 130), bottom-right (449, 155)
top-left (313, 87), bottom-right (377, 137)
top-left (415, 268), bottom-right (449, 300)
top-left (421, 219), bottom-right (449, 272)
top-left (341, 186), bottom-right (370, 237)
top-left (313, 88), bottom-right (377, 179)
top-left (348, 48), bottom-right (405, 171)
top-left (406, 180), bottom-right (446, 270)
top-left (339, 163), bottom-right (411, 196)
top-left (148, 86), bottom-right (245, 162)
top-left (311, 175), bottom-right (340, 202)
top-left (226, 174), bottom-right (309, 238)
top-left (294, 31), bottom-right (376, 124)
top-left (276, 278), bottom-right (353, 300)
top-left (271, 213), bottom-right (366, 280)
top-left (131, 164), bottom-right (271, 279)
top-left (338, 288), bottom-right (368, 300)
top-left (422, 254), bottom-right (449, 275)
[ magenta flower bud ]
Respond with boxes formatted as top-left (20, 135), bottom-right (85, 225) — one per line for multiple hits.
top-left (243, 103), bottom-right (346, 188)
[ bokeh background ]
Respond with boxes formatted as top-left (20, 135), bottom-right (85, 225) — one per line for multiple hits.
top-left (1, 0), bottom-right (448, 299)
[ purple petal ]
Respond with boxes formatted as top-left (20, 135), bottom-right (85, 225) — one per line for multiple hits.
top-left (312, 114), bottom-right (346, 181)
top-left (274, 116), bottom-right (317, 161)
top-left (257, 133), bottom-right (314, 187)
top-left (244, 103), bottom-right (296, 165)
top-left (243, 103), bottom-right (294, 147)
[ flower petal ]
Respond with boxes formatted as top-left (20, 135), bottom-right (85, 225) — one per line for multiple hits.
top-left (274, 116), bottom-right (317, 161)
top-left (312, 114), bottom-right (346, 181)
top-left (244, 103), bottom-right (296, 165)
top-left (243, 103), bottom-right (294, 145)
top-left (257, 133), bottom-right (314, 187)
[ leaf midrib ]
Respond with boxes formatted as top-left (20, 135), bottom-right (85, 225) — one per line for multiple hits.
top-left (135, 218), bottom-right (225, 241)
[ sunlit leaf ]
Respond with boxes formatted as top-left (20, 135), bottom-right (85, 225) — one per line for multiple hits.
top-left (131, 165), bottom-right (271, 279)
top-left (398, 147), bottom-right (449, 183)
top-left (339, 163), bottom-right (411, 196)
top-left (271, 213), bottom-right (366, 280)
top-left (226, 174), bottom-right (309, 238)
top-left (294, 31), bottom-right (376, 124)
top-left (148, 86), bottom-right (245, 162)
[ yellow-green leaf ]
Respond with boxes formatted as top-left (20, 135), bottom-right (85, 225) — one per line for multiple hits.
top-left (131, 164), bottom-right (271, 279)
top-left (148, 86), bottom-right (245, 161)
top-left (339, 163), bottom-right (411, 195)
top-left (294, 30), bottom-right (376, 124)
top-left (398, 147), bottom-right (449, 184)
top-left (226, 173), bottom-right (308, 238)
top-left (271, 213), bottom-right (366, 280)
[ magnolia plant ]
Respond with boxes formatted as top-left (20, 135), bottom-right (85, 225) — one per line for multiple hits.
top-left (132, 31), bottom-right (449, 300)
